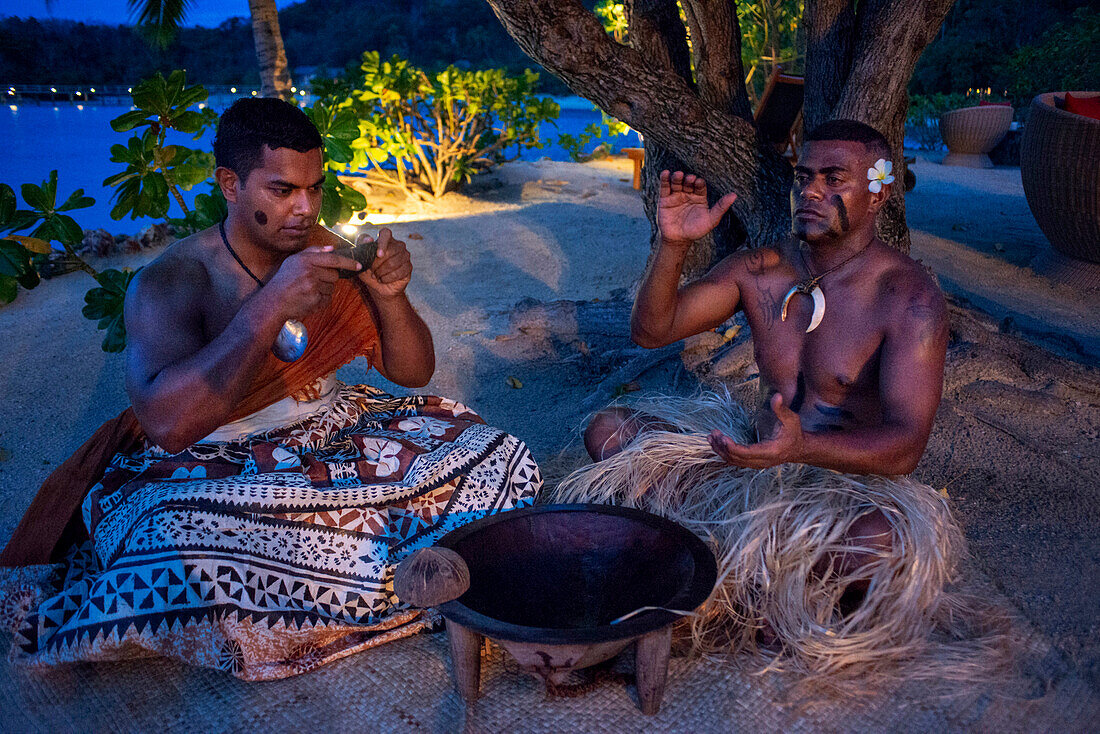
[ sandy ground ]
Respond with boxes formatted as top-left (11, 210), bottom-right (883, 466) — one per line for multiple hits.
top-left (0, 155), bottom-right (1098, 729)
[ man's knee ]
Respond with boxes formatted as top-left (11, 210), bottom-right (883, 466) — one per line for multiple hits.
top-left (584, 407), bottom-right (634, 461)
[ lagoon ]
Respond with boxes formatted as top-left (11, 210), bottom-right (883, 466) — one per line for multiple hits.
top-left (1, 96), bottom-right (638, 232)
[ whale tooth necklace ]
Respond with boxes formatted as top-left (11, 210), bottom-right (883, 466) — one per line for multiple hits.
top-left (219, 219), bottom-right (308, 362)
top-left (780, 237), bottom-right (874, 333)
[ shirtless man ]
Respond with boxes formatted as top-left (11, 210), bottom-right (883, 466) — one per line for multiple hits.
top-left (126, 98), bottom-right (434, 451)
top-left (585, 120), bottom-right (948, 565)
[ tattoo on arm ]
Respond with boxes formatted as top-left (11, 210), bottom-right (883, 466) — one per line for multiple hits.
top-left (758, 286), bottom-right (780, 329)
top-left (906, 303), bottom-right (945, 349)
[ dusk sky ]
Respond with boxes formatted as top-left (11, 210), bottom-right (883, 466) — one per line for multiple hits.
top-left (0, 0), bottom-right (299, 27)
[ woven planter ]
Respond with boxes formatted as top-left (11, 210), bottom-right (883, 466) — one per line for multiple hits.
top-left (939, 104), bottom-right (1014, 168)
top-left (1021, 92), bottom-right (1100, 264)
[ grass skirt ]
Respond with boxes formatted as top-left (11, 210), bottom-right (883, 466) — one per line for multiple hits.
top-left (553, 391), bottom-right (996, 686)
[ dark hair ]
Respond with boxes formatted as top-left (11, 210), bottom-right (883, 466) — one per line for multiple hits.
top-left (805, 119), bottom-right (891, 161)
top-left (213, 98), bottom-right (323, 183)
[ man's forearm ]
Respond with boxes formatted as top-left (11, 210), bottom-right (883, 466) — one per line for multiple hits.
top-left (372, 293), bottom-right (435, 387)
top-left (800, 423), bottom-right (925, 475)
top-left (133, 295), bottom-right (284, 452)
top-left (631, 238), bottom-right (690, 347)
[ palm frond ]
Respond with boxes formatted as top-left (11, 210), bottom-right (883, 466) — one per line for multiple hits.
top-left (127, 0), bottom-right (194, 49)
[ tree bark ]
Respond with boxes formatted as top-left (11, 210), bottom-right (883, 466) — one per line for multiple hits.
top-left (248, 0), bottom-right (294, 101)
top-left (485, 0), bottom-right (956, 265)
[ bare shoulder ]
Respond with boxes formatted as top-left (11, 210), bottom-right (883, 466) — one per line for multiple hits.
top-left (126, 230), bottom-right (214, 319)
top-left (875, 247), bottom-right (947, 341)
top-left (723, 239), bottom-right (789, 280)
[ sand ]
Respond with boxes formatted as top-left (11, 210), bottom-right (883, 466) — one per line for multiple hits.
top-left (0, 155), bottom-right (1097, 730)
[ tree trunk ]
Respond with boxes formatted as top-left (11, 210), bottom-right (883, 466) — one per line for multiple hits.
top-left (485, 0), bottom-right (957, 268)
top-left (248, 0), bottom-right (294, 101)
top-left (627, 0), bottom-right (754, 279)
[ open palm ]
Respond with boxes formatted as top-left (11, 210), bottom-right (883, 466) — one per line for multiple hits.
top-left (657, 170), bottom-right (738, 245)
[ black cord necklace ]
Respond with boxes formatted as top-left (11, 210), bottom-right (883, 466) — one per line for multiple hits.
top-left (219, 219), bottom-right (266, 288)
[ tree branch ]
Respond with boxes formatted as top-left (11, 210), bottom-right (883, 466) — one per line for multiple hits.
top-left (485, 0), bottom-right (791, 248)
top-left (680, 0), bottom-right (752, 120)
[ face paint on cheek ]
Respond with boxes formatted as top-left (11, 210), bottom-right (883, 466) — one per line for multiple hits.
top-left (254, 210), bottom-right (268, 226)
top-left (830, 195), bottom-right (850, 232)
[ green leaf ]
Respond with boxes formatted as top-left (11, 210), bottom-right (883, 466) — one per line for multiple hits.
top-left (174, 85), bottom-right (208, 112)
top-left (57, 188), bottom-right (95, 212)
top-left (83, 268), bottom-right (136, 352)
top-left (110, 109), bottom-right (152, 132)
top-left (0, 274), bottom-right (16, 304)
top-left (0, 184), bottom-right (15, 225)
top-left (42, 170), bottom-right (58, 208)
top-left (101, 314), bottom-right (128, 353)
top-left (51, 214), bottom-right (84, 245)
top-left (20, 182), bottom-right (48, 212)
top-left (0, 240), bottom-right (33, 278)
top-left (325, 138), bottom-right (354, 165)
top-left (171, 110), bottom-right (205, 134)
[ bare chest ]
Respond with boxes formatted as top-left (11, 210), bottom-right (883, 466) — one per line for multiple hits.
top-left (198, 270), bottom-right (261, 341)
top-left (741, 276), bottom-right (885, 414)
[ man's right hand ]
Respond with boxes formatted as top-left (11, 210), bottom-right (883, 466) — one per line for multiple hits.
top-left (262, 245), bottom-right (362, 322)
top-left (657, 170), bottom-right (738, 248)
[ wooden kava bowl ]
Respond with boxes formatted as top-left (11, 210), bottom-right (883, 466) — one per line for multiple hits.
top-left (432, 504), bottom-right (717, 715)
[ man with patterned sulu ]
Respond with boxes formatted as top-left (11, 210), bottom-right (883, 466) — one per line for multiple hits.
top-left (1, 98), bottom-right (540, 679)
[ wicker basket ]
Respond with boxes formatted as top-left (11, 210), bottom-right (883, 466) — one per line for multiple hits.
top-left (939, 104), bottom-right (1015, 168)
top-left (1020, 92), bottom-right (1100, 264)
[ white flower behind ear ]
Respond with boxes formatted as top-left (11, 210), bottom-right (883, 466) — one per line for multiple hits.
top-left (867, 158), bottom-right (895, 193)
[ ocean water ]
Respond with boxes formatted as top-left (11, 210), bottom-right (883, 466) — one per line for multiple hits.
top-left (0, 97), bottom-right (639, 233)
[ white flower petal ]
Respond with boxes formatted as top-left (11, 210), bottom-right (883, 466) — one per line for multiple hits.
top-left (883, 160), bottom-right (893, 175)
top-left (868, 180), bottom-right (882, 194)
top-left (867, 167), bottom-right (878, 180)
top-left (883, 174), bottom-right (895, 185)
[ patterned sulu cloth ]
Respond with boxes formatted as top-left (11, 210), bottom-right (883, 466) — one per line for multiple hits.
top-left (7, 384), bottom-right (540, 680)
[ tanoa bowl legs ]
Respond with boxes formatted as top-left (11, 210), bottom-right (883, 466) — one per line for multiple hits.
top-left (445, 620), bottom-right (674, 715)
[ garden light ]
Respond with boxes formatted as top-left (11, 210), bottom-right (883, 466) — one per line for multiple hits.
top-left (50, 87), bottom-right (57, 92)
top-left (231, 87), bottom-right (237, 93)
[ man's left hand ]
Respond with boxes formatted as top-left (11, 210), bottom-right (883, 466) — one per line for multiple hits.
top-left (358, 228), bottom-right (412, 298)
top-left (708, 393), bottom-right (805, 469)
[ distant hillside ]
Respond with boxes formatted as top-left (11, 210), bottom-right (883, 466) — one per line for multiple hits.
top-left (0, 0), bottom-right (564, 91)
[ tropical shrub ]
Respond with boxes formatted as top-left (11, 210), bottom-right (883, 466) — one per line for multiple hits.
top-left (318, 52), bottom-right (560, 200)
top-left (998, 8), bottom-right (1100, 102)
top-left (0, 173), bottom-right (133, 351)
top-left (558, 113), bottom-right (632, 162)
top-left (105, 70), bottom-right (218, 221)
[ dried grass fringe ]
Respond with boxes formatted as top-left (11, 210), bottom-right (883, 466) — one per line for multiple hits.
top-left (552, 389), bottom-right (1008, 692)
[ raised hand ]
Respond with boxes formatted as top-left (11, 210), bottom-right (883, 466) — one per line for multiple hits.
top-left (657, 170), bottom-right (738, 248)
top-left (358, 227), bottom-right (412, 299)
top-left (708, 393), bottom-right (804, 469)
top-left (263, 245), bottom-right (361, 322)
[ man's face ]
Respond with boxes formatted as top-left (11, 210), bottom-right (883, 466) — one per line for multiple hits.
top-left (233, 145), bottom-right (325, 252)
top-left (791, 140), bottom-right (883, 245)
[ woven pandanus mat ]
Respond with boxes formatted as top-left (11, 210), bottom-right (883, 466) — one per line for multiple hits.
top-left (1, 609), bottom-right (1096, 734)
